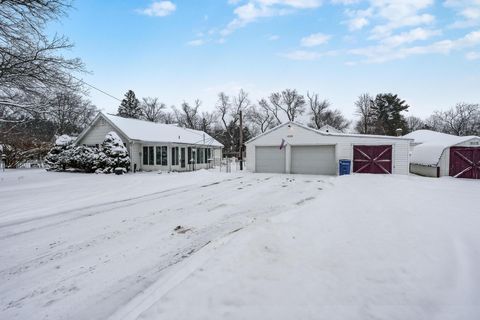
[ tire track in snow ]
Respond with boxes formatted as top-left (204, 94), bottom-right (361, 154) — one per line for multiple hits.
top-left (0, 176), bottom-right (244, 239)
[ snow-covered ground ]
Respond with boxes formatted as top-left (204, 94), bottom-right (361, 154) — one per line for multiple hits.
top-left (1, 169), bottom-right (479, 320)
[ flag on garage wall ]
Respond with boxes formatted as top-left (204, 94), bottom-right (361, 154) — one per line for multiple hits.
top-left (279, 139), bottom-right (286, 150)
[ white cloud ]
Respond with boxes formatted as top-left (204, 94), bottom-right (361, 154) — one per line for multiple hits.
top-left (300, 33), bottom-right (331, 47)
top-left (280, 49), bottom-right (338, 60)
top-left (339, 0), bottom-right (436, 38)
top-left (186, 39), bottom-right (205, 46)
top-left (137, 1), bottom-right (176, 17)
top-left (466, 51), bottom-right (480, 60)
top-left (268, 34), bottom-right (281, 40)
top-left (350, 30), bottom-right (480, 63)
top-left (445, 0), bottom-right (480, 28)
top-left (381, 27), bottom-right (441, 47)
top-left (221, 0), bottom-right (322, 36)
top-left (344, 8), bottom-right (373, 31)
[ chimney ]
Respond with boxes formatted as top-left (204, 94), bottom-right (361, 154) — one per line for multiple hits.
top-left (396, 128), bottom-right (403, 136)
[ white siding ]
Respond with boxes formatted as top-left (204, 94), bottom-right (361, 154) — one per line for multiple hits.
top-left (246, 123), bottom-right (411, 175)
top-left (77, 118), bottom-right (129, 148)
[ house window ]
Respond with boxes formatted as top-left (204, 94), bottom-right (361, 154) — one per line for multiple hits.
top-left (155, 146), bottom-right (168, 166)
top-left (156, 147), bottom-right (162, 165)
top-left (206, 148), bottom-right (211, 162)
top-left (188, 147), bottom-right (192, 164)
top-left (172, 147), bottom-right (179, 166)
top-left (205, 148), bottom-right (209, 163)
top-left (162, 146), bottom-right (167, 166)
top-left (143, 146), bottom-right (154, 165)
top-left (197, 148), bottom-right (204, 164)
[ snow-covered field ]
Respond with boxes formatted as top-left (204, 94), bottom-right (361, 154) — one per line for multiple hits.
top-left (0, 169), bottom-right (479, 320)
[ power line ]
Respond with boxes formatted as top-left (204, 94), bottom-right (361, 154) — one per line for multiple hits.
top-left (72, 76), bottom-right (122, 102)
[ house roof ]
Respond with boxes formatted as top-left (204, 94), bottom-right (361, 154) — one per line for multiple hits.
top-left (404, 130), bottom-right (479, 166)
top-left (246, 121), bottom-right (413, 144)
top-left (78, 113), bottom-right (223, 147)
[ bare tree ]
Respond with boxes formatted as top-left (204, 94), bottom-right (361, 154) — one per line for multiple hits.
top-left (406, 116), bottom-right (425, 133)
top-left (47, 90), bottom-right (97, 135)
top-left (0, 0), bottom-right (84, 112)
top-left (354, 93), bottom-right (375, 134)
top-left (246, 100), bottom-right (276, 135)
top-left (199, 111), bottom-right (217, 134)
top-left (268, 89), bottom-right (305, 122)
top-left (426, 103), bottom-right (479, 136)
top-left (141, 97), bottom-right (166, 122)
top-left (172, 99), bottom-right (201, 129)
top-left (215, 90), bottom-right (251, 151)
top-left (216, 92), bottom-right (231, 133)
top-left (307, 92), bottom-right (330, 129)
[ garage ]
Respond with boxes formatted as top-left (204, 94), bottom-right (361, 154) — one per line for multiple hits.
top-left (246, 122), bottom-right (411, 175)
top-left (291, 145), bottom-right (336, 175)
top-left (449, 147), bottom-right (480, 179)
top-left (353, 145), bottom-right (392, 174)
top-left (255, 146), bottom-right (286, 173)
top-left (405, 130), bottom-right (480, 178)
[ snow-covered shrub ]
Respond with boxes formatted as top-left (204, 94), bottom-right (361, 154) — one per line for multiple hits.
top-left (45, 135), bottom-right (75, 171)
top-left (96, 132), bottom-right (130, 174)
top-left (68, 145), bottom-right (99, 173)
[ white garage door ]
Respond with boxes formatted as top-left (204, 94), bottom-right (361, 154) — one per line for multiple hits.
top-left (291, 145), bottom-right (336, 175)
top-left (255, 146), bottom-right (286, 173)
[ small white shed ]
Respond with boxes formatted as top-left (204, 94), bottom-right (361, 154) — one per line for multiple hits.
top-left (246, 122), bottom-right (412, 175)
top-left (404, 130), bottom-right (480, 179)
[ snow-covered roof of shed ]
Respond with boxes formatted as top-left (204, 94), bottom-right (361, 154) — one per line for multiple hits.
top-left (246, 121), bottom-right (413, 144)
top-left (404, 130), bottom-right (479, 166)
top-left (102, 113), bottom-right (223, 147)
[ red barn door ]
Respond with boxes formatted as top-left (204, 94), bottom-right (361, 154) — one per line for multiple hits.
top-left (449, 147), bottom-right (480, 179)
top-left (353, 145), bottom-right (392, 174)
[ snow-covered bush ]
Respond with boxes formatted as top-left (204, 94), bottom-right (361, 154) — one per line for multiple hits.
top-left (96, 132), bottom-right (130, 174)
top-left (45, 132), bottom-right (130, 174)
top-left (45, 135), bottom-right (75, 171)
top-left (69, 145), bottom-right (99, 173)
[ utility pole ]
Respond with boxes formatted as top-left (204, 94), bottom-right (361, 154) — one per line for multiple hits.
top-left (239, 110), bottom-right (243, 171)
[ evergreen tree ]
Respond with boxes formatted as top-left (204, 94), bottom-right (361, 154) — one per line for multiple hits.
top-left (117, 90), bottom-right (142, 119)
top-left (97, 132), bottom-right (130, 173)
top-left (45, 135), bottom-right (74, 171)
top-left (371, 93), bottom-right (409, 136)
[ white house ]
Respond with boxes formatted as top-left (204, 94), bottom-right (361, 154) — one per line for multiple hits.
top-left (404, 130), bottom-right (480, 179)
top-left (246, 122), bottom-right (412, 175)
top-left (76, 112), bottom-right (223, 172)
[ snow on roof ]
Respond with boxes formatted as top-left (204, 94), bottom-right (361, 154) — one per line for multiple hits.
top-left (404, 130), bottom-right (479, 166)
top-left (247, 121), bottom-right (412, 144)
top-left (103, 113), bottom-right (223, 147)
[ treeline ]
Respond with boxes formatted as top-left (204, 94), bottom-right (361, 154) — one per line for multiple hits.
top-left (113, 89), bottom-right (480, 156)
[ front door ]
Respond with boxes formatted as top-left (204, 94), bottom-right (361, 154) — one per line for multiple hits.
top-left (180, 148), bottom-right (186, 168)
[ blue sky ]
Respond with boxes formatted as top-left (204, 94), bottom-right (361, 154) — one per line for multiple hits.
top-left (50, 0), bottom-right (480, 119)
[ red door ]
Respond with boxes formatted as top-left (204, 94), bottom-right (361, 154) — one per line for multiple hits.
top-left (449, 147), bottom-right (480, 179)
top-left (353, 145), bottom-right (392, 174)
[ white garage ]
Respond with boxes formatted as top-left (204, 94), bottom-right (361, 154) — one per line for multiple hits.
top-left (291, 145), bottom-right (336, 175)
top-left (246, 122), bottom-right (412, 176)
